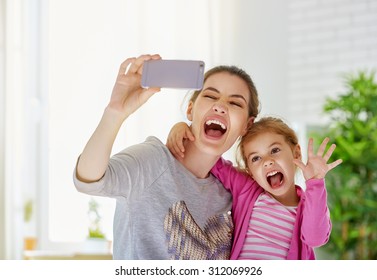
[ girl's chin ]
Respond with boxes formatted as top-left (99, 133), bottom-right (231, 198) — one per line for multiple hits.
top-left (266, 184), bottom-right (287, 196)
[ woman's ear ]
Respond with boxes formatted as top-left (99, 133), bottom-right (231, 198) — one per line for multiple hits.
top-left (242, 117), bottom-right (255, 136)
top-left (186, 101), bottom-right (193, 121)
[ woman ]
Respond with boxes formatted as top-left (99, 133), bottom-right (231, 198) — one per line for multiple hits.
top-left (73, 54), bottom-right (259, 259)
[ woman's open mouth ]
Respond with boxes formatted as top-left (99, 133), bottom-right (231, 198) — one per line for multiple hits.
top-left (266, 171), bottom-right (284, 189)
top-left (204, 119), bottom-right (227, 138)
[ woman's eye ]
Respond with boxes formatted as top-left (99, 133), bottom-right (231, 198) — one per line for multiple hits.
top-left (230, 101), bottom-right (243, 108)
top-left (204, 94), bottom-right (216, 99)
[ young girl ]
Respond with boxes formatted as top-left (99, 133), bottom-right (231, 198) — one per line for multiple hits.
top-left (73, 54), bottom-right (260, 259)
top-left (167, 117), bottom-right (342, 259)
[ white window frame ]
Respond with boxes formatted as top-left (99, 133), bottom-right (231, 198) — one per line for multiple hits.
top-left (2, 0), bottom-right (82, 258)
top-left (2, 0), bottom-right (247, 258)
top-left (0, 0), bottom-right (6, 260)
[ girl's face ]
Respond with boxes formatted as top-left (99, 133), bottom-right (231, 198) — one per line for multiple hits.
top-left (244, 132), bottom-right (301, 205)
top-left (187, 72), bottom-right (252, 157)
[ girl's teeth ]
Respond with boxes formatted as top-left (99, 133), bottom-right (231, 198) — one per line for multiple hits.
top-left (267, 171), bottom-right (278, 177)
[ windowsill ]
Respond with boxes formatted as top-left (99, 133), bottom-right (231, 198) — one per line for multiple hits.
top-left (23, 250), bottom-right (112, 260)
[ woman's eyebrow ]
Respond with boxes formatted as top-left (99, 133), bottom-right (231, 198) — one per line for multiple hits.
top-left (231, 94), bottom-right (247, 103)
top-left (203, 86), bottom-right (219, 93)
top-left (203, 87), bottom-right (247, 103)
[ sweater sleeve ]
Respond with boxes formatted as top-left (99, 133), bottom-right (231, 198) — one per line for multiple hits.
top-left (300, 178), bottom-right (332, 247)
top-left (73, 136), bottom-right (169, 198)
top-left (211, 158), bottom-right (252, 196)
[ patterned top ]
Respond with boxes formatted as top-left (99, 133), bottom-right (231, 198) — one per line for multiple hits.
top-left (239, 192), bottom-right (297, 260)
top-left (74, 137), bottom-right (233, 259)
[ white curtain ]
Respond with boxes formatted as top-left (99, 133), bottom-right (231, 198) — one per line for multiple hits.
top-left (3, 0), bottom-right (289, 258)
top-left (46, 0), bottom-right (239, 247)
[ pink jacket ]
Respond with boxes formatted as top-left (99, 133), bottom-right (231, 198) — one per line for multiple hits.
top-left (211, 158), bottom-right (332, 260)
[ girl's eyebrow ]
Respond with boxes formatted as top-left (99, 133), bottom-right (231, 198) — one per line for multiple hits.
top-left (269, 141), bottom-right (282, 147)
top-left (246, 141), bottom-right (283, 159)
top-left (247, 151), bottom-right (257, 159)
top-left (203, 87), bottom-right (247, 103)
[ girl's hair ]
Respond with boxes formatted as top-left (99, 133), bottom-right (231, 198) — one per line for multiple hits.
top-left (189, 65), bottom-right (260, 118)
top-left (236, 117), bottom-right (299, 171)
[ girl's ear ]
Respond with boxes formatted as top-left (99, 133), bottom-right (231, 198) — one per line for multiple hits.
top-left (186, 101), bottom-right (193, 121)
top-left (246, 169), bottom-right (254, 180)
top-left (294, 144), bottom-right (302, 160)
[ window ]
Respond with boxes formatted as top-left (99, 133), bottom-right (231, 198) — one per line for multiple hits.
top-left (3, 0), bottom-right (239, 258)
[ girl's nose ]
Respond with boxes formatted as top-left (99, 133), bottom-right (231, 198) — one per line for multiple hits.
top-left (264, 159), bottom-right (274, 167)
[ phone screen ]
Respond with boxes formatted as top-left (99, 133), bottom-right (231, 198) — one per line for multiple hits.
top-left (141, 59), bottom-right (205, 90)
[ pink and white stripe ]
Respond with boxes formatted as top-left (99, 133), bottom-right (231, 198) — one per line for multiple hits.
top-left (238, 192), bottom-right (297, 260)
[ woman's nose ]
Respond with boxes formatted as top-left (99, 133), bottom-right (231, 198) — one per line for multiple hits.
top-left (213, 103), bottom-right (227, 114)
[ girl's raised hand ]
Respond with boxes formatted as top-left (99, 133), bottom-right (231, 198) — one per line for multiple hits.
top-left (166, 122), bottom-right (195, 158)
top-left (293, 137), bottom-right (343, 180)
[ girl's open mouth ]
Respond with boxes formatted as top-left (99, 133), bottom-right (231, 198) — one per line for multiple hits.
top-left (267, 171), bottom-right (284, 189)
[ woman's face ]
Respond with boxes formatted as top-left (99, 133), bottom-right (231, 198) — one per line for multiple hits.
top-left (187, 72), bottom-right (252, 156)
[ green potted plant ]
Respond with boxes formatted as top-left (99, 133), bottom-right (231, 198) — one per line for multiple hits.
top-left (311, 70), bottom-right (377, 259)
top-left (84, 198), bottom-right (109, 253)
top-left (23, 199), bottom-right (37, 250)
top-left (88, 198), bottom-right (106, 239)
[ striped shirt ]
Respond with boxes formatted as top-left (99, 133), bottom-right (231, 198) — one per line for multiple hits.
top-left (238, 192), bottom-right (297, 260)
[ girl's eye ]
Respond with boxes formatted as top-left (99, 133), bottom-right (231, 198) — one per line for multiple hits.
top-left (251, 156), bottom-right (260, 163)
top-left (271, 147), bottom-right (280, 154)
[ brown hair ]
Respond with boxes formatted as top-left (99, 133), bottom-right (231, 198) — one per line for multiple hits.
top-left (189, 65), bottom-right (260, 119)
top-left (236, 117), bottom-right (299, 171)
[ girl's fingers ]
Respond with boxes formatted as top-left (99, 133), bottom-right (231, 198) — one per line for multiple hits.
top-left (323, 143), bottom-right (336, 162)
top-left (307, 138), bottom-right (314, 157)
top-left (317, 137), bottom-right (330, 157)
top-left (174, 145), bottom-right (184, 158)
top-left (168, 134), bottom-right (185, 158)
top-left (186, 130), bottom-right (195, 142)
top-left (327, 159), bottom-right (343, 171)
top-left (177, 135), bottom-right (185, 153)
top-left (167, 139), bottom-right (183, 158)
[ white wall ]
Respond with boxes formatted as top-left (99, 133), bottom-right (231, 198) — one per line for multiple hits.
top-left (0, 0), bottom-right (6, 260)
top-left (232, 0), bottom-right (289, 119)
top-left (287, 0), bottom-right (377, 125)
top-left (1, 0), bottom-right (377, 259)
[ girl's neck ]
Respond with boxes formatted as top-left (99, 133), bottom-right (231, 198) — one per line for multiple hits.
top-left (175, 141), bottom-right (220, 179)
top-left (271, 185), bottom-right (299, 207)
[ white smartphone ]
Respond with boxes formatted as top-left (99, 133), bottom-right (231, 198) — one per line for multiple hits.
top-left (141, 59), bottom-right (205, 90)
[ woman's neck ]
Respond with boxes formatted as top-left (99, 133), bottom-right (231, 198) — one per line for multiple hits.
top-left (175, 141), bottom-right (220, 179)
